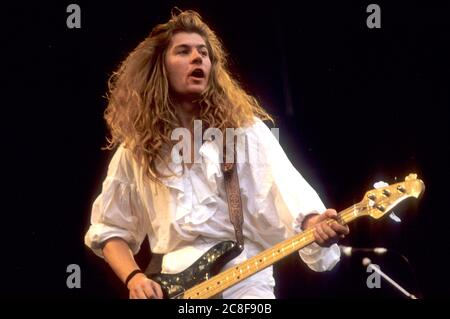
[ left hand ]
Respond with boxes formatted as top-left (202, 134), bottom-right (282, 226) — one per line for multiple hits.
top-left (302, 209), bottom-right (350, 247)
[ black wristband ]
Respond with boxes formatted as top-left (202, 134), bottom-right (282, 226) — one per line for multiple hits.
top-left (125, 269), bottom-right (144, 287)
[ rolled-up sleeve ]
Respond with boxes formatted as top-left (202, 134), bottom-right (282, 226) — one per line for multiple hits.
top-left (247, 118), bottom-right (341, 272)
top-left (84, 146), bottom-right (149, 258)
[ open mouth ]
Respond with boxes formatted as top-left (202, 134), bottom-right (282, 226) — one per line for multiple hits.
top-left (190, 68), bottom-right (205, 79)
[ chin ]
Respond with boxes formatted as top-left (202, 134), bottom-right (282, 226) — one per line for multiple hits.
top-left (172, 84), bottom-right (208, 99)
top-left (186, 86), bottom-right (207, 96)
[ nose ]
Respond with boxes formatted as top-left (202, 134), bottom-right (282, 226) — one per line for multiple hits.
top-left (191, 50), bottom-right (202, 64)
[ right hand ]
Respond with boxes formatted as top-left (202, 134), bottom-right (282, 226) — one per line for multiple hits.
top-left (127, 273), bottom-right (164, 299)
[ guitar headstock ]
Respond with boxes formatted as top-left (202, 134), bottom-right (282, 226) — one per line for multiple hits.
top-left (360, 174), bottom-right (425, 219)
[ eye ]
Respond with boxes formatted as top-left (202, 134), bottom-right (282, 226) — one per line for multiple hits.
top-left (200, 50), bottom-right (208, 57)
top-left (178, 49), bottom-right (189, 55)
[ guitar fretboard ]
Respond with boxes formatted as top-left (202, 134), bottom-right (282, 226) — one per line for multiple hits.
top-left (181, 205), bottom-right (361, 299)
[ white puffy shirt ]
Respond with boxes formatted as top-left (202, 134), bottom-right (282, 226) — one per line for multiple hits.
top-left (85, 118), bottom-right (340, 297)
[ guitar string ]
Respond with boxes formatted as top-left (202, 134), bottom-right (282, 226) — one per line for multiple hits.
top-left (184, 204), bottom-right (367, 298)
top-left (184, 184), bottom-right (411, 298)
top-left (181, 202), bottom-right (370, 298)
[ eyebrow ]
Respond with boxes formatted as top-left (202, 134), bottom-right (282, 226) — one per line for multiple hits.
top-left (173, 44), bottom-right (208, 50)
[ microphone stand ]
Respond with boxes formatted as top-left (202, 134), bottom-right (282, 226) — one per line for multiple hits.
top-left (363, 257), bottom-right (418, 299)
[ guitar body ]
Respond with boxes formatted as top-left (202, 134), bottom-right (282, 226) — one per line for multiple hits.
top-left (150, 240), bottom-right (242, 299)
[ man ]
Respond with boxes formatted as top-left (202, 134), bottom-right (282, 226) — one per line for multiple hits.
top-left (85, 9), bottom-right (349, 299)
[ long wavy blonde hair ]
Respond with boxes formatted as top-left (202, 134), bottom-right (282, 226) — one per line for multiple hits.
top-left (104, 9), bottom-right (273, 182)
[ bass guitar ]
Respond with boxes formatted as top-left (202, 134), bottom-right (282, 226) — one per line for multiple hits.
top-left (151, 173), bottom-right (425, 299)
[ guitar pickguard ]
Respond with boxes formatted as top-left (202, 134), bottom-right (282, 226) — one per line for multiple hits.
top-left (150, 240), bottom-right (242, 299)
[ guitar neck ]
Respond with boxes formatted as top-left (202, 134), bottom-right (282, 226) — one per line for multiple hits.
top-left (181, 206), bottom-right (360, 299)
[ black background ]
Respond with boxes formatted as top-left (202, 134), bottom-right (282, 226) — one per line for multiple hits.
top-left (2, 0), bottom-right (449, 299)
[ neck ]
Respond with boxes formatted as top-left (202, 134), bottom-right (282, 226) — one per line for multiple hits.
top-left (173, 97), bottom-right (201, 129)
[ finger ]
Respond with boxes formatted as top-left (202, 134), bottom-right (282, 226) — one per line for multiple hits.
top-left (152, 281), bottom-right (164, 299)
top-left (129, 289), bottom-right (140, 299)
top-left (138, 288), bottom-right (150, 299)
top-left (331, 223), bottom-right (350, 235)
top-left (142, 282), bottom-right (157, 299)
top-left (133, 287), bottom-right (149, 299)
top-left (324, 209), bottom-right (338, 219)
top-left (129, 288), bottom-right (138, 299)
top-left (315, 225), bottom-right (329, 242)
top-left (313, 229), bottom-right (324, 245)
top-left (340, 224), bottom-right (350, 235)
top-left (322, 224), bottom-right (337, 238)
top-left (311, 213), bottom-right (327, 224)
top-left (315, 210), bottom-right (338, 224)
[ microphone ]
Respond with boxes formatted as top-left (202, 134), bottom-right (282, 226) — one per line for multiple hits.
top-left (362, 257), bottom-right (418, 299)
top-left (354, 247), bottom-right (422, 298)
top-left (339, 245), bottom-right (388, 257)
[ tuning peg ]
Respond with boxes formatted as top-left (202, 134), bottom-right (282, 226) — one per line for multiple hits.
top-left (397, 185), bottom-right (406, 193)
